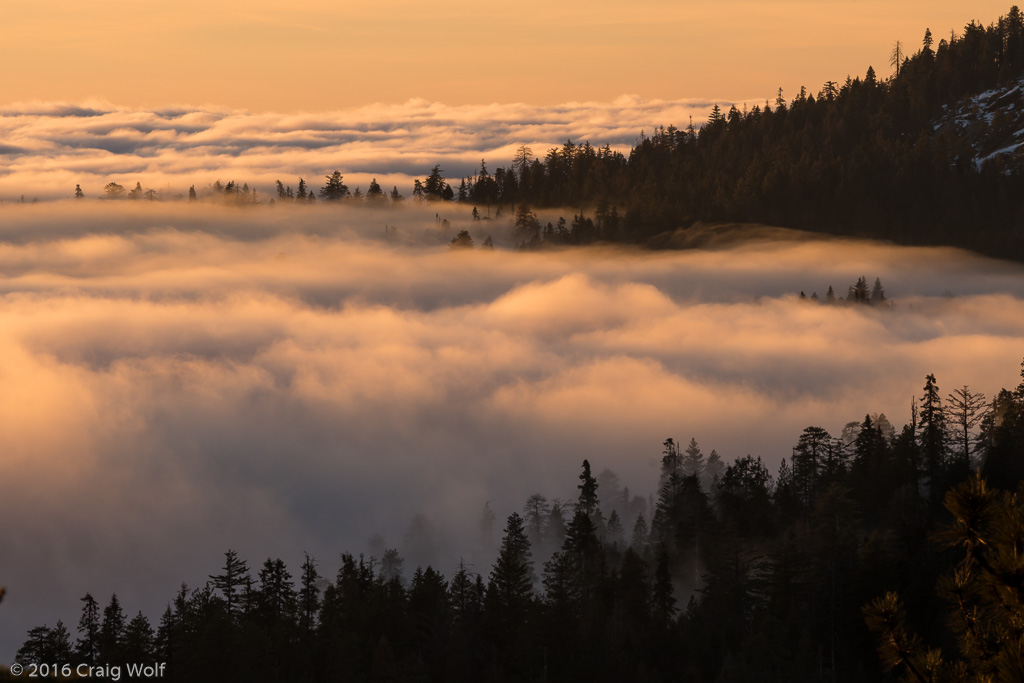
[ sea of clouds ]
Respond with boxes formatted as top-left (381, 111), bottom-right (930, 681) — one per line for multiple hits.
top-left (0, 97), bottom-right (745, 202)
top-left (2, 201), bottom-right (1024, 660)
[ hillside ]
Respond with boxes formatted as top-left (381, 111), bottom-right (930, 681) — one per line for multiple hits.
top-left (449, 6), bottom-right (1024, 260)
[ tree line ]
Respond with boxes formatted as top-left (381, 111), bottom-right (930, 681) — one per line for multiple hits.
top-left (14, 358), bottom-right (1024, 681)
top-left (66, 7), bottom-right (1024, 261)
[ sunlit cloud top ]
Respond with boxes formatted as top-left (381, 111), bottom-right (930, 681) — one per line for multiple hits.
top-left (0, 97), bottom-right (730, 200)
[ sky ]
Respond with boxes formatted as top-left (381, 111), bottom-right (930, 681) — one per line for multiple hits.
top-left (0, 1), bottom-right (1014, 111)
top-left (2, 204), bottom-right (1024, 659)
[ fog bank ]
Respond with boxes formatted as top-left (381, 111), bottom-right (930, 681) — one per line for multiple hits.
top-left (2, 202), bottom-right (1023, 660)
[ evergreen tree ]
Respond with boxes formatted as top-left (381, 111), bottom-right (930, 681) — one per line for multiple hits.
top-left (630, 512), bottom-right (649, 553)
top-left (298, 553), bottom-right (320, 635)
top-left (651, 546), bottom-right (677, 627)
top-left (659, 438), bottom-right (681, 489)
top-left (545, 500), bottom-right (567, 548)
top-left (76, 593), bottom-right (101, 664)
top-left (792, 426), bottom-right (831, 507)
top-left (121, 612), bottom-right (154, 663)
top-left (209, 549), bottom-right (249, 620)
top-left (98, 594), bottom-right (126, 664)
top-left (319, 171), bottom-right (350, 201)
top-left (606, 509), bottom-right (624, 546)
top-left (870, 277), bottom-right (886, 304)
top-left (682, 437), bottom-right (705, 478)
top-left (945, 385), bottom-right (987, 471)
top-left (702, 449), bottom-right (725, 490)
top-left (919, 373), bottom-right (948, 494)
top-left (366, 178), bottom-right (384, 202)
top-left (576, 459), bottom-right (600, 519)
top-left (104, 182), bottom-right (126, 199)
top-left (522, 493), bottom-right (550, 549)
top-left (486, 512), bottom-right (535, 666)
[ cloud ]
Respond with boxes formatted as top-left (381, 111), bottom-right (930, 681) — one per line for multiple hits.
top-left (0, 98), bottom-right (745, 201)
top-left (1, 203), bottom-right (1023, 660)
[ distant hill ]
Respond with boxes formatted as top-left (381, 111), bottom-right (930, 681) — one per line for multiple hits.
top-left (456, 5), bottom-right (1024, 260)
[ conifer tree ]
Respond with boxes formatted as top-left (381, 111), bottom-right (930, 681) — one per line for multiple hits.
top-left (76, 593), bottom-right (101, 664)
top-left (319, 171), bottom-right (350, 201)
top-left (486, 512), bottom-right (534, 636)
top-left (945, 385), bottom-right (987, 471)
top-left (298, 553), bottom-right (320, 635)
top-left (522, 493), bottom-right (550, 549)
top-left (366, 178), bottom-right (384, 201)
top-left (630, 512), bottom-right (649, 553)
top-left (682, 437), bottom-right (705, 478)
top-left (209, 549), bottom-right (249, 620)
top-left (121, 612), bottom-right (154, 663)
top-left (576, 459), bottom-right (600, 519)
top-left (919, 373), bottom-right (948, 493)
top-left (98, 594), bottom-right (126, 664)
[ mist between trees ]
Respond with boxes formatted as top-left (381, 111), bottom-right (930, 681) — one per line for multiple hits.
top-left (11, 356), bottom-right (1024, 681)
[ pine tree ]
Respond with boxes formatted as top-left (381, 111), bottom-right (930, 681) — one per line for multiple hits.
top-left (121, 612), bottom-right (154, 662)
top-left (682, 437), bottom-right (705, 478)
top-left (792, 426), bottom-right (831, 508)
top-left (298, 553), bottom-right (320, 635)
top-left (545, 500), bottom-right (567, 548)
top-left (76, 593), bottom-right (101, 664)
top-left (319, 171), bottom-right (350, 201)
top-left (606, 509), bottom-right (624, 546)
top-left (522, 493), bottom-right (550, 549)
top-left (366, 178), bottom-right (384, 202)
top-left (98, 594), bottom-right (126, 664)
top-left (945, 385), bottom-right (987, 471)
top-left (890, 41), bottom-right (904, 77)
top-left (651, 546), bottom-right (677, 627)
top-left (630, 512), bottom-right (649, 553)
top-left (209, 549), bottom-right (249, 620)
top-left (256, 557), bottom-right (297, 631)
top-left (486, 512), bottom-right (534, 638)
top-left (659, 438), bottom-right (681, 489)
top-left (576, 459), bottom-right (600, 519)
top-left (702, 449), bottom-right (725, 490)
top-left (871, 277), bottom-right (886, 304)
top-left (919, 373), bottom-right (948, 494)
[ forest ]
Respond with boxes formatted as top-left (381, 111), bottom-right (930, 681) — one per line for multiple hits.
top-left (9, 355), bottom-right (1024, 682)
top-left (72, 6), bottom-right (1024, 262)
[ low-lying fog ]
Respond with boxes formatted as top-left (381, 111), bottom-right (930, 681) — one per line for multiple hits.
top-left (2, 201), bottom-right (1023, 660)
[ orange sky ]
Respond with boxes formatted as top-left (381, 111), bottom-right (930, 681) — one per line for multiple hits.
top-left (2, 1), bottom-right (1015, 111)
